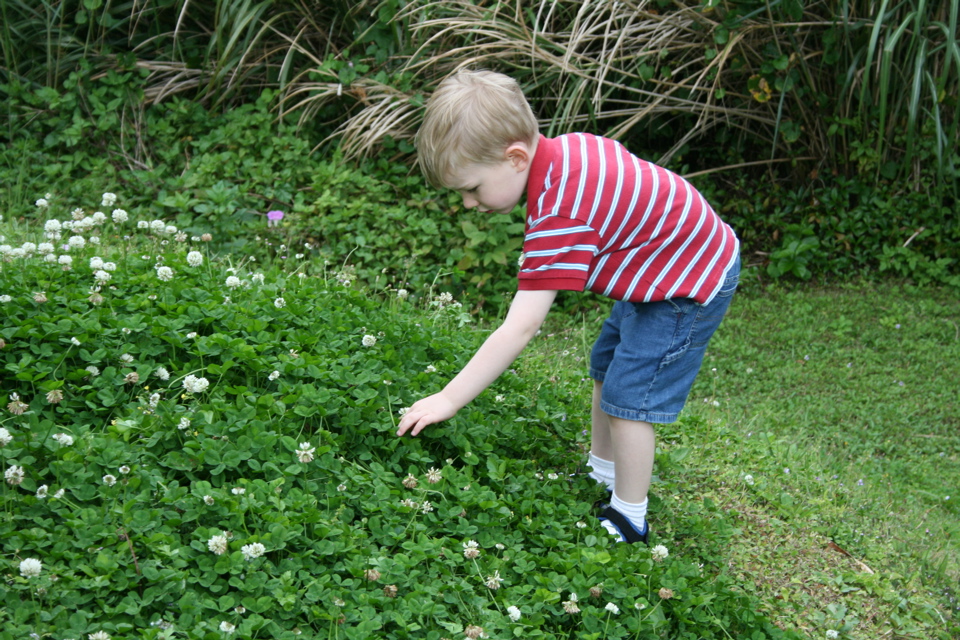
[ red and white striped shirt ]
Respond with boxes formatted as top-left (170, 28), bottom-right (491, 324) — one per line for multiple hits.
top-left (518, 134), bottom-right (739, 305)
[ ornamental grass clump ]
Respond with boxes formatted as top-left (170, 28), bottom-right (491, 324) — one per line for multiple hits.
top-left (0, 192), bottom-right (803, 639)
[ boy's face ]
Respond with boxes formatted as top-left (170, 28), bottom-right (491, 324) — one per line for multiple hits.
top-left (450, 143), bottom-right (532, 215)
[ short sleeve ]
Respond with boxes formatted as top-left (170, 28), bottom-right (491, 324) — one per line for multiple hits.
top-left (518, 215), bottom-right (601, 292)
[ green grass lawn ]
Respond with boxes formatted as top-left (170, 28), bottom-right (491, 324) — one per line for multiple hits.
top-left (531, 273), bottom-right (960, 638)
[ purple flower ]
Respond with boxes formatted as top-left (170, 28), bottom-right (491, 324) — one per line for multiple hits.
top-left (267, 210), bottom-right (284, 227)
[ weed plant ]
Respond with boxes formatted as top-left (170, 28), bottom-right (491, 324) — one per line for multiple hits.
top-left (1, 194), bottom-right (813, 639)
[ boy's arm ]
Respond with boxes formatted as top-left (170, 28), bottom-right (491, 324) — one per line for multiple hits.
top-left (396, 289), bottom-right (558, 437)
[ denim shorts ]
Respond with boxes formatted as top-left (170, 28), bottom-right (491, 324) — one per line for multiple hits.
top-left (589, 257), bottom-right (740, 423)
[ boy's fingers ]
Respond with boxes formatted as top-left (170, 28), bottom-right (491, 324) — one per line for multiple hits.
top-left (396, 411), bottom-right (423, 437)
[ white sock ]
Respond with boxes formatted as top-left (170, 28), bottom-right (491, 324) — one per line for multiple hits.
top-left (587, 452), bottom-right (615, 491)
top-left (610, 492), bottom-right (648, 532)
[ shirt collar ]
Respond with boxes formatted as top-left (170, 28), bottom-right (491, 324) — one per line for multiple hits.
top-left (526, 134), bottom-right (555, 219)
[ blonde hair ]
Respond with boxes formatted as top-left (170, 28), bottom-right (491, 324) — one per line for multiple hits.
top-left (416, 69), bottom-right (539, 188)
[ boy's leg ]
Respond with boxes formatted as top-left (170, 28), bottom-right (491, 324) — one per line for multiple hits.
top-left (588, 381), bottom-right (616, 490)
top-left (589, 381), bottom-right (655, 501)
top-left (608, 414), bottom-right (655, 504)
top-left (591, 380), bottom-right (654, 544)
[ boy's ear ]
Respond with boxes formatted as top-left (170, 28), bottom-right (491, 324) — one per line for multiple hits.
top-left (504, 142), bottom-right (532, 172)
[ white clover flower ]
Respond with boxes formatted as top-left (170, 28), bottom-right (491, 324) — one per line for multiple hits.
top-left (0, 295), bottom-right (11, 304)
top-left (68, 235), bottom-right (86, 249)
top-left (744, 474), bottom-right (754, 485)
top-left (186, 251), bottom-right (203, 267)
top-left (651, 544), bottom-right (669, 562)
top-left (252, 272), bottom-right (265, 284)
top-left (178, 417), bottom-right (191, 430)
top-left (36, 484), bottom-right (49, 498)
top-left (101, 192), bottom-right (117, 207)
top-left (103, 261), bottom-right (116, 271)
top-left (20, 558), bottom-right (42, 578)
top-left (337, 483), bottom-right (346, 492)
top-left (71, 337), bottom-right (81, 346)
top-left (485, 570), bottom-right (503, 590)
top-left (204, 495), bottom-right (215, 506)
top-left (165, 225), bottom-right (177, 235)
top-left (58, 255), bottom-right (73, 267)
top-left (0, 427), bottom-right (12, 447)
top-left (826, 631), bottom-right (839, 640)
top-left (94, 270), bottom-right (111, 284)
top-left (5, 465), bottom-right (24, 485)
top-left (44, 219), bottom-right (62, 233)
top-left (396, 288), bottom-right (409, 300)
top-left (138, 220), bottom-right (149, 229)
top-left (21, 242), bottom-right (37, 255)
top-left (208, 533), bottom-right (229, 555)
top-left (156, 266), bottom-right (174, 281)
top-left (219, 621), bottom-right (236, 634)
top-left (495, 394), bottom-right (505, 403)
top-left (186, 332), bottom-right (197, 339)
top-left (90, 256), bottom-right (104, 269)
top-left (36, 198), bottom-right (49, 207)
top-left (120, 353), bottom-right (134, 364)
top-left (111, 209), bottom-right (128, 223)
top-left (507, 605), bottom-right (521, 622)
top-left (463, 540), bottom-right (480, 560)
top-left (361, 335), bottom-right (376, 347)
top-left (296, 442), bottom-right (316, 464)
top-left (119, 465), bottom-right (131, 474)
top-left (53, 488), bottom-right (65, 499)
top-left (182, 375), bottom-right (210, 394)
top-left (426, 467), bottom-right (442, 483)
top-left (91, 211), bottom-right (107, 224)
top-left (562, 598), bottom-right (580, 614)
top-left (102, 474), bottom-right (117, 487)
top-left (268, 370), bottom-right (280, 381)
top-left (52, 433), bottom-right (74, 446)
top-left (225, 276), bottom-right (241, 289)
top-left (274, 297), bottom-right (285, 309)
top-left (150, 220), bottom-right (165, 232)
top-left (38, 242), bottom-right (54, 255)
top-left (89, 632), bottom-right (111, 640)
top-left (241, 542), bottom-right (266, 560)
top-left (44, 253), bottom-right (57, 263)
top-left (232, 487), bottom-right (245, 495)
top-left (155, 367), bottom-right (170, 381)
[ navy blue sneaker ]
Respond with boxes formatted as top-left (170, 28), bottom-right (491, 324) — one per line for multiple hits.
top-left (598, 506), bottom-right (649, 544)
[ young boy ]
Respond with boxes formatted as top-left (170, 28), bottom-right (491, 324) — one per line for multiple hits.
top-left (396, 69), bottom-right (740, 544)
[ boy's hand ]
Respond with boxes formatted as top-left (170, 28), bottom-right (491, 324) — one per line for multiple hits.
top-left (396, 392), bottom-right (458, 437)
